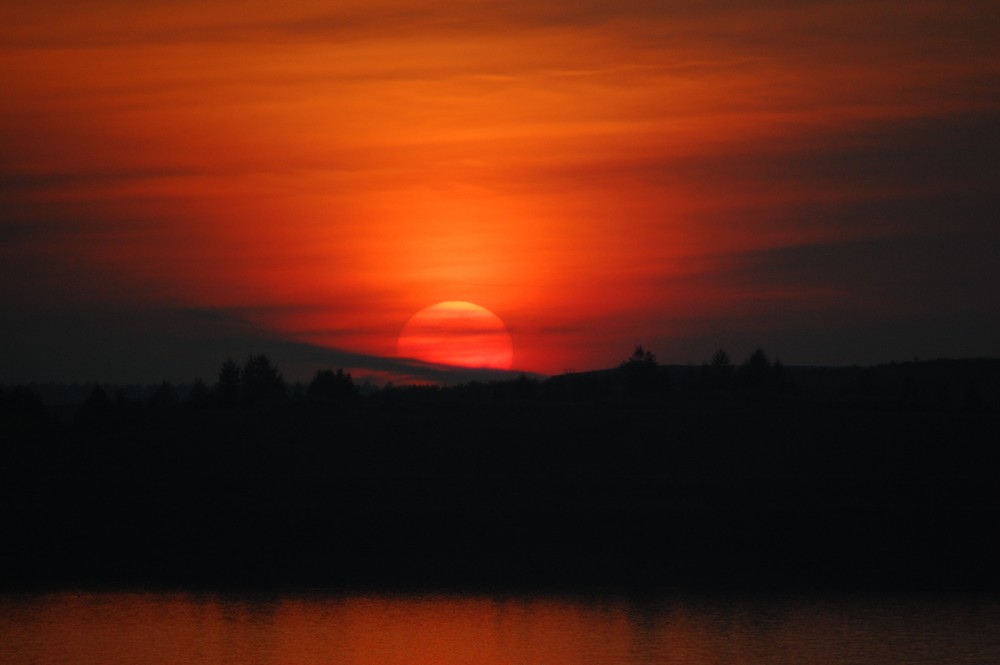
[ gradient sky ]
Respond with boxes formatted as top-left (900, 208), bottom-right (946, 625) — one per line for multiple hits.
top-left (2, 0), bottom-right (999, 383)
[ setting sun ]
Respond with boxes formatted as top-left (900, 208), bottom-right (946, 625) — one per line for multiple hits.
top-left (397, 301), bottom-right (513, 370)
top-left (1, 0), bottom-right (997, 385)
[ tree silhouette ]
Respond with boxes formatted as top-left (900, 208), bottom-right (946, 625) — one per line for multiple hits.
top-left (771, 357), bottom-right (790, 393)
top-left (241, 354), bottom-right (286, 405)
top-left (739, 347), bottom-right (772, 391)
top-left (620, 344), bottom-right (664, 397)
top-left (187, 377), bottom-right (210, 409)
top-left (624, 344), bottom-right (657, 366)
top-left (214, 358), bottom-right (241, 407)
top-left (308, 368), bottom-right (359, 403)
top-left (706, 348), bottom-right (735, 390)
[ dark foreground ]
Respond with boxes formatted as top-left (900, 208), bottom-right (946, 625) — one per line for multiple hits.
top-left (3, 384), bottom-right (1000, 595)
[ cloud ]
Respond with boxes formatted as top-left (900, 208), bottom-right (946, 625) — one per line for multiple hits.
top-left (0, 301), bottom-right (527, 384)
top-left (646, 229), bottom-right (1000, 364)
top-left (2, 0), bottom-right (998, 377)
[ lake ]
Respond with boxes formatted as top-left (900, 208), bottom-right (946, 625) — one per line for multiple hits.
top-left (2, 592), bottom-right (999, 664)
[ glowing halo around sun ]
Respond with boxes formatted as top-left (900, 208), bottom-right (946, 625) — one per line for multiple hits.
top-left (397, 301), bottom-right (514, 370)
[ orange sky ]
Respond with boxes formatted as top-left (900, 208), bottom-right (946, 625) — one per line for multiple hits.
top-left (2, 0), bottom-right (999, 382)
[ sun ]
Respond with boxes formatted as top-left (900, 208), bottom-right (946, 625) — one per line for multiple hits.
top-left (397, 301), bottom-right (514, 370)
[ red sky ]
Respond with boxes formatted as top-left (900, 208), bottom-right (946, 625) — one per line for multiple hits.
top-left (2, 0), bottom-right (999, 383)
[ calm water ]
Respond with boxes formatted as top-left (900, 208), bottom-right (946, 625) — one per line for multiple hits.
top-left (2, 592), bottom-right (999, 664)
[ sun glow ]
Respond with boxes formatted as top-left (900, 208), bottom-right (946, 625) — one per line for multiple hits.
top-left (397, 301), bottom-right (514, 370)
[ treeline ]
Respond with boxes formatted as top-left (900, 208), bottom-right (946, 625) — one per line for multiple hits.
top-left (4, 348), bottom-right (999, 425)
top-left (549, 346), bottom-right (998, 411)
top-left (1, 355), bottom-right (359, 425)
top-left (0, 345), bottom-right (785, 425)
top-left (4, 349), bottom-right (1000, 593)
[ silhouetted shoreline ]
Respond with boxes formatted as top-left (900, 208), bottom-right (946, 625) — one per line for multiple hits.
top-left (3, 355), bottom-right (1000, 595)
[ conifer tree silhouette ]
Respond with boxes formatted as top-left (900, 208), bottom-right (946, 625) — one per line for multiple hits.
top-left (215, 358), bottom-right (241, 407)
top-left (241, 354), bottom-right (286, 404)
top-left (308, 368), bottom-right (359, 403)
